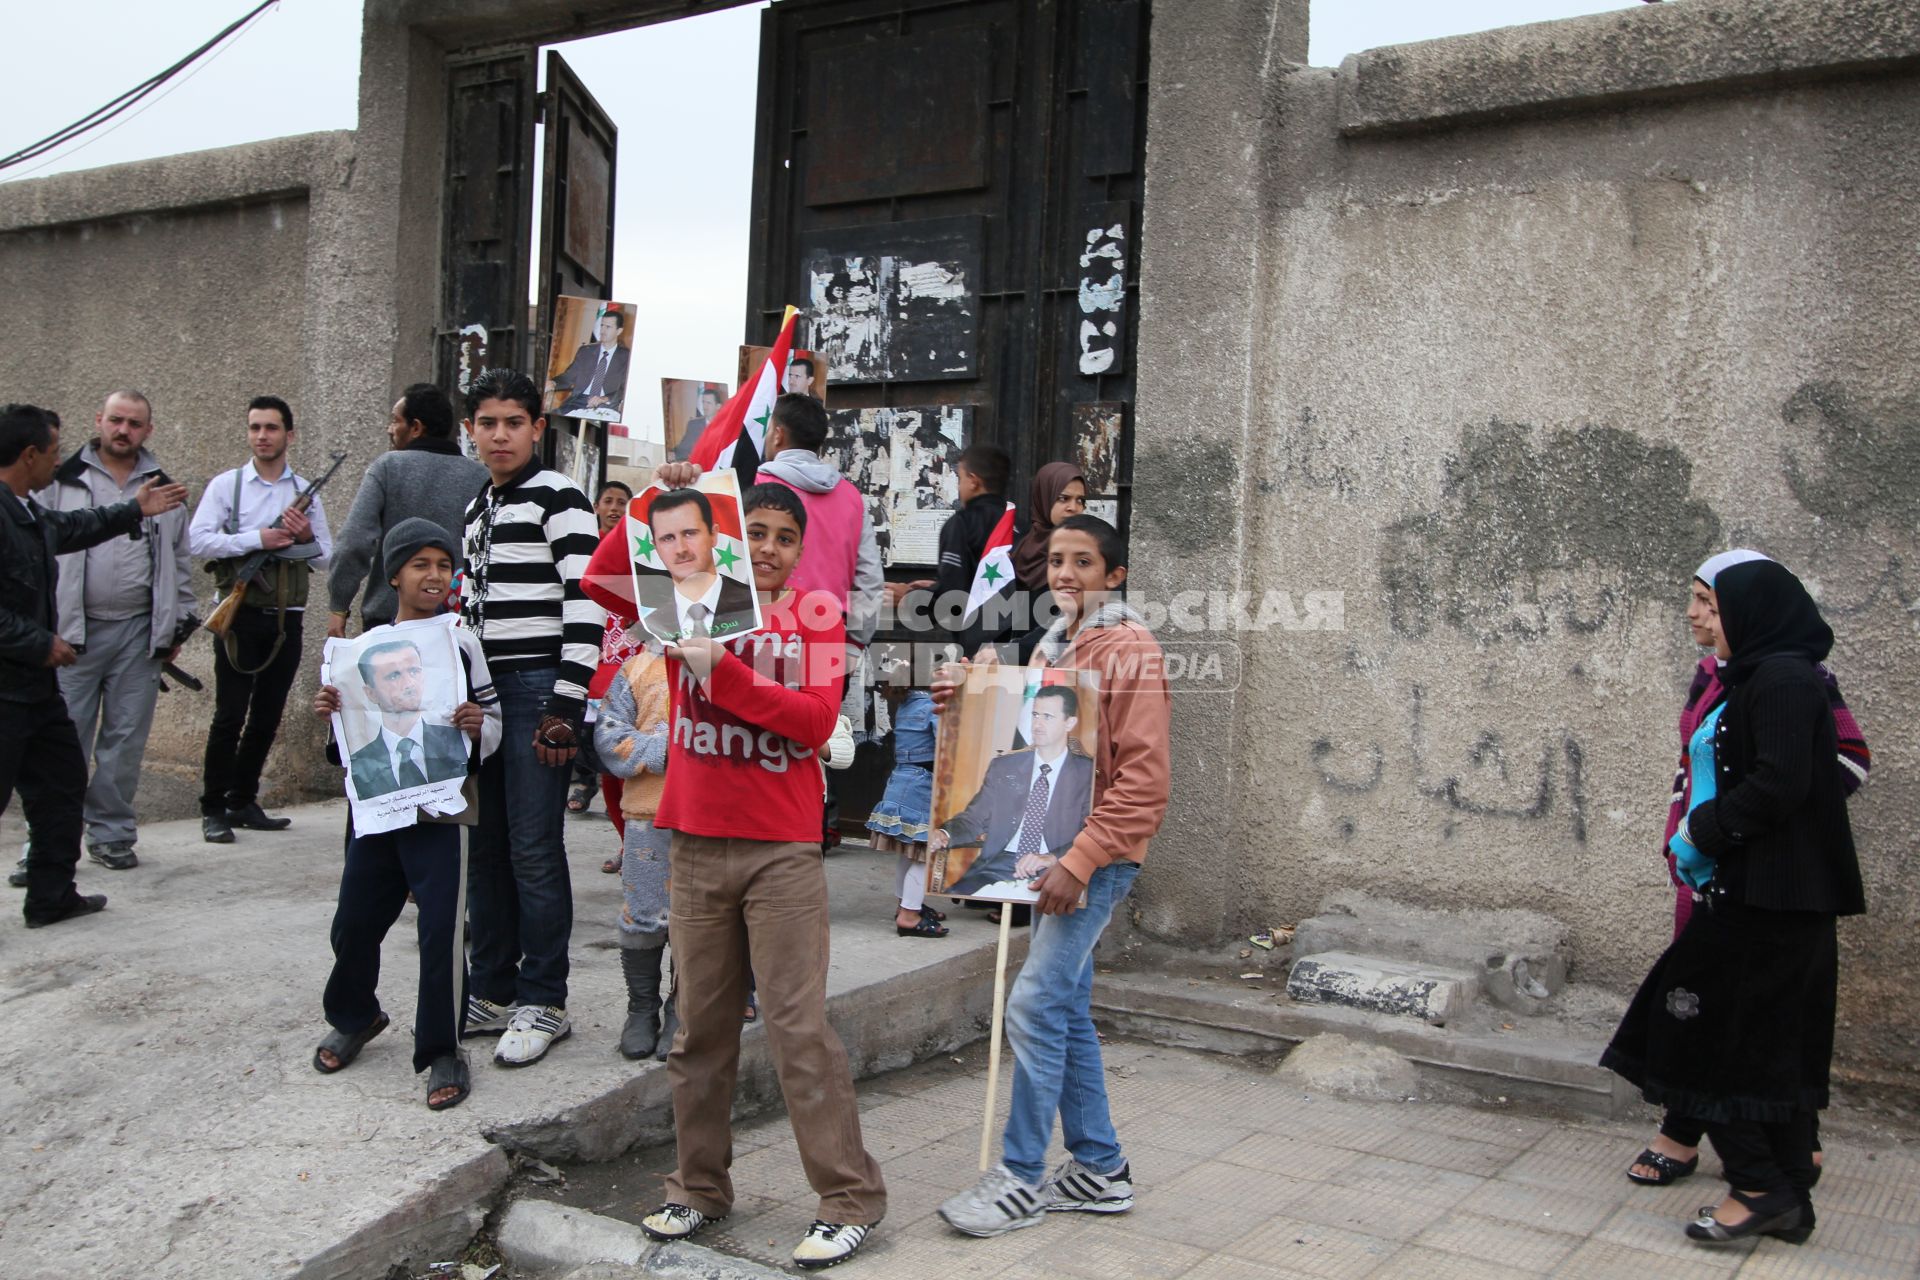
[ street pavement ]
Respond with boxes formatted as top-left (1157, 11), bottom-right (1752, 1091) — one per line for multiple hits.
top-left (557, 1037), bottom-right (1920, 1279)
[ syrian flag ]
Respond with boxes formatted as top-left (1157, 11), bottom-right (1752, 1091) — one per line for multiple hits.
top-left (963, 501), bottom-right (1018, 624)
top-left (689, 304), bottom-right (800, 487)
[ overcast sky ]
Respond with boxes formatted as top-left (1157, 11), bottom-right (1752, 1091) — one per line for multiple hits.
top-left (7, 0), bottom-right (1639, 441)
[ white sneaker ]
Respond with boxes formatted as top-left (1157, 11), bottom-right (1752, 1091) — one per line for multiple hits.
top-left (462, 995), bottom-right (515, 1037)
top-left (640, 1202), bottom-right (721, 1241)
top-left (1044, 1158), bottom-right (1134, 1213)
top-left (493, 1004), bottom-right (570, 1066)
top-left (938, 1163), bottom-right (1046, 1238)
top-left (792, 1220), bottom-right (874, 1270)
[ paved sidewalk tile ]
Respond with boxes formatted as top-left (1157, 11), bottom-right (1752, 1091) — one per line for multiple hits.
top-left (1410, 1209), bottom-right (1580, 1271)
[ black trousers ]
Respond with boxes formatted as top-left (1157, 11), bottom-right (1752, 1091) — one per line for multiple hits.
top-left (200, 608), bottom-right (304, 815)
top-left (1708, 1110), bottom-right (1818, 1201)
top-left (1661, 1110), bottom-right (1822, 1155)
top-left (0, 691), bottom-right (89, 920)
top-left (324, 820), bottom-right (467, 1072)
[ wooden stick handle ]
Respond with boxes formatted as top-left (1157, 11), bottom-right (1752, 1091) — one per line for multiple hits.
top-left (980, 907), bottom-right (1014, 1172)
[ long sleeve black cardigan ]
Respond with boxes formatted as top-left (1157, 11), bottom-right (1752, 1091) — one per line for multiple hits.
top-left (1688, 654), bottom-right (1867, 916)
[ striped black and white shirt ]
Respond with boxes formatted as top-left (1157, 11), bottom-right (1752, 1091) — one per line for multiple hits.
top-left (461, 461), bottom-right (604, 716)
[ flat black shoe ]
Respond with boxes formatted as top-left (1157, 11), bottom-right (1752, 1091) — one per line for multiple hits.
top-left (202, 814), bottom-right (235, 843)
top-left (1686, 1191), bottom-right (1804, 1244)
top-left (24, 893), bottom-right (108, 929)
top-left (1627, 1147), bottom-right (1698, 1186)
top-left (7, 859), bottom-right (27, 889)
top-left (228, 803), bottom-right (291, 831)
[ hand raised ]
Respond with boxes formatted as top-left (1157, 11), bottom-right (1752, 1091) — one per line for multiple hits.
top-left (135, 478), bottom-right (188, 517)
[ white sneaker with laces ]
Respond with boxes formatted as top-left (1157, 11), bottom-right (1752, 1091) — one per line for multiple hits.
top-left (494, 1004), bottom-right (570, 1066)
top-left (938, 1163), bottom-right (1046, 1237)
top-left (792, 1220), bottom-right (874, 1270)
top-left (640, 1202), bottom-right (721, 1241)
top-left (1044, 1158), bottom-right (1134, 1213)
top-left (462, 995), bottom-right (514, 1037)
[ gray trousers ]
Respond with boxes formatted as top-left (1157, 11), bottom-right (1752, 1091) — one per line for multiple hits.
top-left (59, 614), bottom-right (161, 847)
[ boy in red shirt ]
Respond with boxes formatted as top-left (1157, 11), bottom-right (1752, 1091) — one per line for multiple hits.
top-left (593, 484), bottom-right (884, 1270)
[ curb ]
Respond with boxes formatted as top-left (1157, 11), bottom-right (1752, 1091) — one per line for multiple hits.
top-left (500, 1200), bottom-right (790, 1279)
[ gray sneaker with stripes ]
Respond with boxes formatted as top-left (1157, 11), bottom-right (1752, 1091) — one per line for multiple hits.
top-left (938, 1164), bottom-right (1046, 1237)
top-left (1044, 1158), bottom-right (1134, 1213)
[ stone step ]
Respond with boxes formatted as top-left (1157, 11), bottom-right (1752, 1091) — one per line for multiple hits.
top-left (1286, 950), bottom-right (1476, 1025)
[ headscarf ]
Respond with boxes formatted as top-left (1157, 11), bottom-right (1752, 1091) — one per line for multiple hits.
top-left (1694, 548), bottom-right (1772, 585)
top-left (1714, 559), bottom-right (1833, 683)
top-left (1013, 461), bottom-right (1086, 590)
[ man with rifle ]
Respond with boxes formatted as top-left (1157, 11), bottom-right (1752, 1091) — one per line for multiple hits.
top-left (0, 404), bottom-right (187, 928)
top-left (188, 395), bottom-right (335, 844)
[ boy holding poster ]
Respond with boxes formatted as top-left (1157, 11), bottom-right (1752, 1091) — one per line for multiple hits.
top-left (311, 519), bottom-right (501, 1110)
top-left (938, 514), bottom-right (1170, 1237)
top-left (622, 482), bottom-right (886, 1271)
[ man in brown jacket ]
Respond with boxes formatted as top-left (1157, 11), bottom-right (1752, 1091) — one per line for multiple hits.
top-left (936, 514), bottom-right (1171, 1239)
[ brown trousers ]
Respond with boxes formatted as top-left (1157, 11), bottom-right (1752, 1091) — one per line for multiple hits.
top-left (664, 833), bottom-right (887, 1225)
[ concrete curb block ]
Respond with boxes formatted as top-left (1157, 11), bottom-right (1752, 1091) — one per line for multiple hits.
top-left (294, 1146), bottom-right (513, 1280)
top-left (501, 1200), bottom-right (789, 1279)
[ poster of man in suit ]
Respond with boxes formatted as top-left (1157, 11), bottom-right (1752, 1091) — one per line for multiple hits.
top-left (546, 295), bottom-right (637, 422)
top-left (928, 667), bottom-right (1101, 904)
top-left (661, 378), bottom-right (728, 462)
top-left (322, 617), bottom-right (470, 812)
top-left (624, 471), bottom-right (762, 646)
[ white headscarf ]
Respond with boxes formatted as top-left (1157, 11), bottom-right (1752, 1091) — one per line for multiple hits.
top-left (1695, 548), bottom-right (1773, 586)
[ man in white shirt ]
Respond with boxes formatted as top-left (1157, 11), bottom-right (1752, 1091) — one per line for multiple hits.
top-left (188, 395), bottom-right (332, 843)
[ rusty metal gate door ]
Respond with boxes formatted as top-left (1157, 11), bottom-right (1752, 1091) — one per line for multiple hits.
top-left (535, 50), bottom-right (620, 494)
top-left (747, 0), bottom-right (1148, 534)
top-left (437, 50), bottom-right (538, 396)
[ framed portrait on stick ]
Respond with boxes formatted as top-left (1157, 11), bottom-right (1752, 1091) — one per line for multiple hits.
top-left (321, 616), bottom-right (471, 834)
top-left (623, 470), bottom-right (763, 646)
top-left (928, 665), bottom-right (1101, 906)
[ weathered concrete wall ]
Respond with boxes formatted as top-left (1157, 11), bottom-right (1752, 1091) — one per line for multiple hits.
top-left (1133, 0), bottom-right (1920, 1090)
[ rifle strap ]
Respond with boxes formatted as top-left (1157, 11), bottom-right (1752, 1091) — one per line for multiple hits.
top-left (222, 562), bottom-right (291, 676)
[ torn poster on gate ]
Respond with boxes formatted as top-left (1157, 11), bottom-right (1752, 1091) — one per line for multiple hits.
top-left (322, 615), bottom-right (471, 835)
top-left (823, 404), bottom-right (971, 566)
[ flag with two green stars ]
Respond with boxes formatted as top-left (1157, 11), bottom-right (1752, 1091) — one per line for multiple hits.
top-left (963, 501), bottom-right (1019, 624)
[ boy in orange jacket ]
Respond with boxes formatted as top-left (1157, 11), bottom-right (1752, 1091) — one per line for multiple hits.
top-left (938, 514), bottom-right (1171, 1237)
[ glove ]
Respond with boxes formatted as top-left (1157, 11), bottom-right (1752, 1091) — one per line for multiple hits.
top-left (1669, 822), bottom-right (1716, 890)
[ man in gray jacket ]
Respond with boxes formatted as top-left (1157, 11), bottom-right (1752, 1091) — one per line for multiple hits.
top-left (326, 384), bottom-right (489, 637)
top-left (25, 391), bottom-right (196, 874)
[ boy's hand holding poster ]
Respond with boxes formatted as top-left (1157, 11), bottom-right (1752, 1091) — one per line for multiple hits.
top-left (929, 665), bottom-right (1100, 905)
top-left (321, 615), bottom-right (471, 834)
top-left (625, 470), bottom-right (764, 647)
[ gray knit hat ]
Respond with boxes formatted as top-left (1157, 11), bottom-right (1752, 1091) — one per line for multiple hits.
top-left (382, 517), bottom-right (458, 581)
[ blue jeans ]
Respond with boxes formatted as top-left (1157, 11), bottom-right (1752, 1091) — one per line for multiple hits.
top-left (468, 668), bottom-right (573, 1008)
top-left (1002, 861), bottom-right (1140, 1185)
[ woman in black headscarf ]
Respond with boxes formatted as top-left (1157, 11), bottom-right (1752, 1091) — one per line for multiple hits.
top-left (1601, 559), bottom-right (1866, 1247)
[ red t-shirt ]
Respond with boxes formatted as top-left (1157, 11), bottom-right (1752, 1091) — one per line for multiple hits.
top-left (652, 590), bottom-right (846, 844)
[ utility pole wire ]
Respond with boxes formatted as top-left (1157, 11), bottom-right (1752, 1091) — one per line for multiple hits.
top-left (0, 0), bottom-right (279, 174)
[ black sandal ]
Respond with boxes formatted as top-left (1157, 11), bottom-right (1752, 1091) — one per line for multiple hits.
top-left (919, 904), bottom-right (947, 923)
top-left (1627, 1147), bottom-right (1699, 1185)
top-left (313, 1012), bottom-right (390, 1074)
top-left (426, 1052), bottom-right (471, 1111)
top-left (897, 914), bottom-right (949, 938)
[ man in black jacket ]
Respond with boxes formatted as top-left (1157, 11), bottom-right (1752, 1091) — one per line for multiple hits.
top-left (0, 404), bottom-right (186, 927)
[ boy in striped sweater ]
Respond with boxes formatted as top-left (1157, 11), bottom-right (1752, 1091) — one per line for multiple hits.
top-left (457, 369), bottom-right (605, 1067)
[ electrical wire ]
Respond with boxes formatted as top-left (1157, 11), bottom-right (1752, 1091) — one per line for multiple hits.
top-left (0, 0), bottom-right (279, 176)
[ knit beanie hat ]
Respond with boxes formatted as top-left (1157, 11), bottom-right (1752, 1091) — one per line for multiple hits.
top-left (383, 517), bottom-right (458, 581)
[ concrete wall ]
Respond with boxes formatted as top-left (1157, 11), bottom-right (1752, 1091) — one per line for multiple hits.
top-left (1132, 0), bottom-right (1920, 1089)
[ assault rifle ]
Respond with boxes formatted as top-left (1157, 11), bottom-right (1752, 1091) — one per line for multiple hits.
top-left (204, 451), bottom-right (349, 638)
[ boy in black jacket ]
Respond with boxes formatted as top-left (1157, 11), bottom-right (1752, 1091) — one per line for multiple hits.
top-left (933, 443), bottom-right (1012, 657)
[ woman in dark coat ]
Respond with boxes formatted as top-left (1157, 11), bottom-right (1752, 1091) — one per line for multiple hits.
top-left (1601, 559), bottom-right (1866, 1246)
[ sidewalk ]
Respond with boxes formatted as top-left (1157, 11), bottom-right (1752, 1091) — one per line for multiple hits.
top-left (0, 801), bottom-right (1014, 1280)
top-left (555, 1038), bottom-right (1920, 1279)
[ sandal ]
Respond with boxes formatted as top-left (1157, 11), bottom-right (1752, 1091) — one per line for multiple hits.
top-left (1627, 1147), bottom-right (1699, 1186)
top-left (601, 853), bottom-right (623, 874)
top-left (742, 992), bottom-right (758, 1024)
top-left (897, 914), bottom-right (949, 938)
top-left (566, 780), bottom-right (593, 813)
top-left (313, 1011), bottom-right (390, 1074)
top-left (919, 904), bottom-right (947, 923)
top-left (426, 1052), bottom-right (471, 1110)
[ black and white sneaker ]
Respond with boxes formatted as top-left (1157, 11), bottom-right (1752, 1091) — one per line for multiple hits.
top-left (640, 1202), bottom-right (722, 1242)
top-left (494, 1004), bottom-right (570, 1066)
top-left (462, 995), bottom-right (514, 1037)
top-left (792, 1220), bottom-right (874, 1270)
top-left (1044, 1158), bottom-right (1134, 1213)
top-left (938, 1164), bottom-right (1046, 1237)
